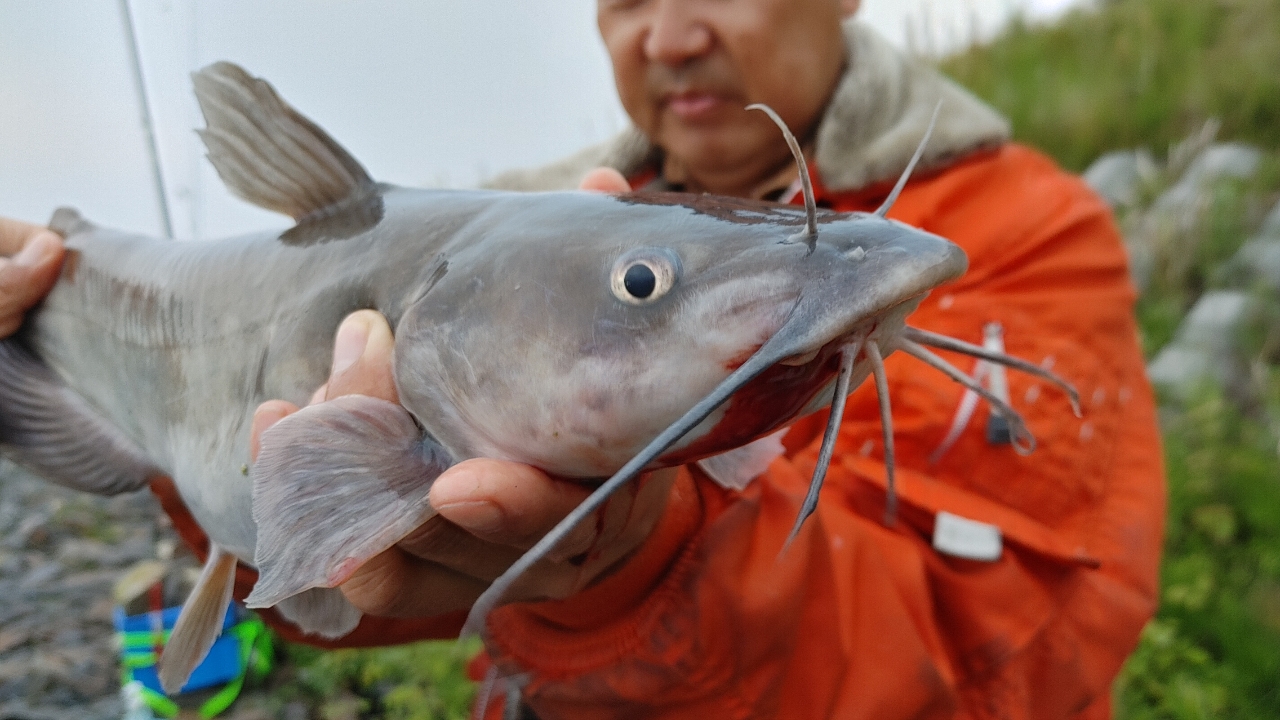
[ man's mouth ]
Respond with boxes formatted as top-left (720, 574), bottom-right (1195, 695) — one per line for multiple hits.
top-left (665, 91), bottom-right (723, 121)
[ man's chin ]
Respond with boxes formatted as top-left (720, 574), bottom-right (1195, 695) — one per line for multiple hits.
top-left (660, 124), bottom-right (757, 172)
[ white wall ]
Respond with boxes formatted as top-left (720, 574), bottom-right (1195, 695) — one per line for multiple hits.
top-left (0, 0), bottom-right (1085, 239)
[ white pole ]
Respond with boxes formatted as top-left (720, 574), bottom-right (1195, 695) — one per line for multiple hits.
top-left (118, 0), bottom-right (174, 239)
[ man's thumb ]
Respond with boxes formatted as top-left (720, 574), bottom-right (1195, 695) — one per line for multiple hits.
top-left (325, 310), bottom-right (398, 402)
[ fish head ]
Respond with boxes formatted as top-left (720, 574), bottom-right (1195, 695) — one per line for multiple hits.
top-left (393, 190), bottom-right (966, 478)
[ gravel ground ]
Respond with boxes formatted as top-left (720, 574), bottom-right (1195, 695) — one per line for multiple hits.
top-left (0, 460), bottom-right (297, 720)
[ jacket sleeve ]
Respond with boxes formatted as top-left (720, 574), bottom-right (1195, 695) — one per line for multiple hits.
top-left (479, 145), bottom-right (1166, 720)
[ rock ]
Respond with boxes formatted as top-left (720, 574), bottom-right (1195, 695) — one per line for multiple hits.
top-left (1083, 149), bottom-right (1156, 207)
top-left (281, 701), bottom-right (311, 720)
top-left (320, 693), bottom-right (365, 720)
top-left (0, 469), bottom-right (178, 714)
top-left (112, 560), bottom-right (169, 606)
top-left (56, 538), bottom-right (115, 569)
top-left (17, 561), bottom-right (62, 592)
top-left (1261, 198), bottom-right (1280, 238)
top-left (1148, 290), bottom-right (1261, 397)
top-left (0, 629), bottom-right (31, 656)
top-left (4, 513), bottom-right (52, 551)
top-left (1153, 142), bottom-right (1263, 212)
top-left (1226, 239), bottom-right (1280, 292)
top-left (0, 696), bottom-right (122, 720)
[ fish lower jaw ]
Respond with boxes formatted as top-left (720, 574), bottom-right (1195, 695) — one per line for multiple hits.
top-left (779, 348), bottom-right (821, 366)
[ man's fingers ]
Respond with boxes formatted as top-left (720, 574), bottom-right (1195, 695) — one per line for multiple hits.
top-left (395, 514), bottom-right (525, 582)
top-left (249, 400), bottom-right (299, 461)
top-left (0, 218), bottom-right (51, 255)
top-left (0, 231), bottom-right (65, 337)
top-left (578, 167), bottom-right (631, 193)
top-left (339, 546), bottom-right (488, 618)
top-left (430, 459), bottom-right (591, 548)
top-left (324, 309), bottom-right (398, 403)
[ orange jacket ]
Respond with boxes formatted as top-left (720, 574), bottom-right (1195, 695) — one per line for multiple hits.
top-left (156, 143), bottom-right (1164, 720)
top-left (476, 144), bottom-right (1165, 719)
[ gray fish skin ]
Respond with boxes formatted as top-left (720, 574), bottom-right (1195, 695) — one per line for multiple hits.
top-left (0, 61), bottom-right (974, 692)
top-left (25, 186), bottom-right (964, 565)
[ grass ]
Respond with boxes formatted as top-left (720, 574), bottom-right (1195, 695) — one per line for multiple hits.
top-left (1115, 385), bottom-right (1280, 719)
top-left (264, 639), bottom-right (481, 720)
top-left (941, 0), bottom-right (1280, 173)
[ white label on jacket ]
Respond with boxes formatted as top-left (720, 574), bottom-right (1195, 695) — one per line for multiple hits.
top-left (932, 511), bottom-right (1002, 561)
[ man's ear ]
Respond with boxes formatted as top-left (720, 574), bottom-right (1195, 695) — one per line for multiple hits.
top-left (839, 0), bottom-right (861, 18)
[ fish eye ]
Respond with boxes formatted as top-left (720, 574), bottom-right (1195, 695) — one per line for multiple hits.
top-left (610, 248), bottom-right (680, 305)
top-left (624, 264), bottom-right (656, 298)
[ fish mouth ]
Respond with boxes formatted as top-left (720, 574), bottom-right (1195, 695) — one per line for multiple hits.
top-left (778, 348), bottom-right (820, 366)
top-left (658, 304), bottom-right (904, 467)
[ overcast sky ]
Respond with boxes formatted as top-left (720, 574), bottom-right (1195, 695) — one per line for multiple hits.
top-left (0, 0), bottom-right (1083, 239)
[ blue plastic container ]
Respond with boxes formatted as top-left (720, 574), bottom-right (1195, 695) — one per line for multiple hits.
top-left (114, 604), bottom-right (242, 694)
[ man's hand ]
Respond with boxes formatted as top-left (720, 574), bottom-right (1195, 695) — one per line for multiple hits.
top-left (248, 167), bottom-right (664, 619)
top-left (0, 217), bottom-right (65, 336)
top-left (250, 310), bottom-right (675, 618)
top-left (578, 167), bottom-right (630, 193)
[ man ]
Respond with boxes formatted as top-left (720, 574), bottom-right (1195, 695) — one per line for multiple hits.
top-left (0, 1), bottom-right (1164, 718)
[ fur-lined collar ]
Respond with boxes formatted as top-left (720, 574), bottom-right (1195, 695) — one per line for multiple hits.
top-left (487, 20), bottom-right (1009, 193)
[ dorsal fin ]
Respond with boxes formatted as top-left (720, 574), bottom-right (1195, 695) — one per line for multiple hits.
top-left (192, 62), bottom-right (375, 221)
top-left (47, 207), bottom-right (93, 238)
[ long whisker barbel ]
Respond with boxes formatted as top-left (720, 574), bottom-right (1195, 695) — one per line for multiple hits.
top-left (900, 339), bottom-right (1036, 455)
top-left (783, 339), bottom-right (862, 548)
top-left (865, 339), bottom-right (897, 526)
top-left (875, 102), bottom-right (943, 218)
top-left (747, 104), bottom-right (817, 247)
top-left (903, 326), bottom-right (1081, 416)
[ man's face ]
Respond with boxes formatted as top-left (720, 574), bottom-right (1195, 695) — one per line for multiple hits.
top-left (598, 0), bottom-right (854, 193)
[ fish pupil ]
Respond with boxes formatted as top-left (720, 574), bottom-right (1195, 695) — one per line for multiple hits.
top-left (623, 264), bottom-right (656, 299)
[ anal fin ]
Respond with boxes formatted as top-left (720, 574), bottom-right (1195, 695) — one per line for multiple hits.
top-left (246, 395), bottom-right (452, 610)
top-left (275, 587), bottom-right (363, 639)
top-left (0, 339), bottom-right (159, 495)
top-left (158, 544), bottom-right (237, 695)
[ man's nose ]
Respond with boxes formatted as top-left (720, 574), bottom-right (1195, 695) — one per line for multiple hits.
top-left (643, 0), bottom-right (712, 66)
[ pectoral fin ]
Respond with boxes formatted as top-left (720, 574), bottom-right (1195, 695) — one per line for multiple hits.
top-left (158, 544), bottom-right (237, 695)
top-left (246, 395), bottom-right (452, 610)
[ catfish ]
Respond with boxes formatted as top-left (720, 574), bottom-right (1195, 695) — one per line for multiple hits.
top-left (0, 63), bottom-right (1077, 692)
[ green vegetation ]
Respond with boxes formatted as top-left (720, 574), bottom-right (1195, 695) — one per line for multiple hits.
top-left (942, 0), bottom-right (1280, 173)
top-left (1115, 387), bottom-right (1280, 719)
top-left (948, 0), bottom-right (1280, 717)
top-left (262, 639), bottom-right (481, 719)
top-left (285, 640), bottom-right (480, 720)
top-left (1130, 156), bottom-right (1280, 355)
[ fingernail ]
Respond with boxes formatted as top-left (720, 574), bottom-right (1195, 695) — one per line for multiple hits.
top-left (13, 233), bottom-right (58, 268)
top-left (332, 314), bottom-right (371, 375)
top-left (431, 470), bottom-right (506, 533)
top-left (437, 500), bottom-right (505, 534)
